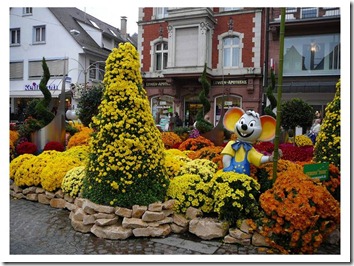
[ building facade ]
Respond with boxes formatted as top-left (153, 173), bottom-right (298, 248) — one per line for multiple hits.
top-left (138, 7), bottom-right (265, 128)
top-left (267, 7), bottom-right (340, 117)
top-left (10, 7), bottom-right (136, 122)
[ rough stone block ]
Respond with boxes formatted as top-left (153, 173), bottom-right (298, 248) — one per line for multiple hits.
top-left (115, 207), bottom-right (132, 218)
top-left (37, 194), bottom-right (51, 205)
top-left (142, 211), bottom-right (165, 222)
top-left (50, 198), bottom-right (66, 209)
top-left (91, 224), bottom-right (133, 240)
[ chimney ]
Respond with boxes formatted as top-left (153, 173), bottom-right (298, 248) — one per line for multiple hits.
top-left (121, 16), bottom-right (127, 38)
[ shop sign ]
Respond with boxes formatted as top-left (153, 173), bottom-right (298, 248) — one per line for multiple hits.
top-left (303, 162), bottom-right (329, 181)
top-left (213, 80), bottom-right (247, 85)
top-left (145, 81), bottom-right (170, 87)
top-left (25, 82), bottom-right (59, 91)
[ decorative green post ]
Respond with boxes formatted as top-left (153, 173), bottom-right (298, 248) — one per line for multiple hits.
top-left (272, 8), bottom-right (285, 183)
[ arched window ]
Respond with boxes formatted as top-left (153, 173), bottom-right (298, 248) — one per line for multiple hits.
top-left (223, 36), bottom-right (240, 68)
top-left (155, 42), bottom-right (168, 71)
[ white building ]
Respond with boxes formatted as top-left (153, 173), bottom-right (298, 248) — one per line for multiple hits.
top-left (10, 7), bottom-right (137, 122)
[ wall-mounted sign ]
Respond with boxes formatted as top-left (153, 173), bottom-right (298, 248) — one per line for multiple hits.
top-left (24, 82), bottom-right (59, 91)
top-left (145, 81), bottom-right (170, 87)
top-left (213, 80), bottom-right (247, 85)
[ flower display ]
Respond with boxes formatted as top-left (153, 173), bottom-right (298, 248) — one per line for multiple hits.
top-left (253, 141), bottom-right (274, 156)
top-left (65, 145), bottom-right (90, 163)
top-left (210, 171), bottom-right (263, 224)
top-left (314, 80), bottom-right (340, 169)
top-left (16, 141), bottom-right (37, 155)
top-left (10, 130), bottom-right (19, 160)
top-left (13, 150), bottom-right (59, 187)
top-left (177, 159), bottom-right (218, 181)
top-left (164, 150), bottom-right (190, 179)
top-left (166, 174), bottom-right (214, 213)
top-left (40, 151), bottom-right (85, 192)
top-left (279, 143), bottom-right (313, 162)
top-left (188, 128), bottom-right (200, 138)
top-left (161, 131), bottom-right (182, 149)
top-left (67, 126), bottom-right (93, 149)
top-left (179, 136), bottom-right (214, 151)
top-left (187, 146), bottom-right (224, 169)
top-left (81, 42), bottom-right (169, 208)
top-left (43, 141), bottom-right (65, 152)
top-left (10, 153), bottom-right (35, 180)
top-left (256, 167), bottom-right (340, 254)
top-left (294, 135), bottom-right (313, 147)
top-left (61, 166), bottom-right (86, 198)
top-left (250, 159), bottom-right (303, 193)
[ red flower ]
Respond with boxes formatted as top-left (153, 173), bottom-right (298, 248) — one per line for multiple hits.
top-left (43, 141), bottom-right (65, 152)
top-left (16, 141), bottom-right (37, 155)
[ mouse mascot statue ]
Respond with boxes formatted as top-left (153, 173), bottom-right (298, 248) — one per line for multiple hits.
top-left (221, 107), bottom-right (281, 175)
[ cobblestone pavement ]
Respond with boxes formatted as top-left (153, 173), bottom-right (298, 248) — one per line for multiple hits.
top-left (9, 197), bottom-right (340, 259)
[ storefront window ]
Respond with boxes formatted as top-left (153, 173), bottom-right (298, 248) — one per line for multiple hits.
top-left (284, 34), bottom-right (340, 76)
top-left (215, 95), bottom-right (241, 125)
top-left (151, 95), bottom-right (174, 130)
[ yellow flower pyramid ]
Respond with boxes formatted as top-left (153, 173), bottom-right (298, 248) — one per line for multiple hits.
top-left (82, 42), bottom-right (169, 207)
top-left (314, 79), bottom-right (340, 169)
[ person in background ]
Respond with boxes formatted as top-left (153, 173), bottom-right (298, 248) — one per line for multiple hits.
top-left (168, 112), bottom-right (175, 131)
top-left (174, 112), bottom-right (183, 128)
top-left (308, 118), bottom-right (321, 144)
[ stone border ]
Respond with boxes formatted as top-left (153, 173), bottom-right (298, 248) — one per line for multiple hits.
top-left (9, 183), bottom-right (339, 252)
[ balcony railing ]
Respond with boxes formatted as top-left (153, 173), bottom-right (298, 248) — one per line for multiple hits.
top-left (272, 7), bottom-right (340, 22)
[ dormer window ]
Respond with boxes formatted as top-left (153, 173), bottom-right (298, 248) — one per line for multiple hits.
top-left (89, 19), bottom-right (100, 29)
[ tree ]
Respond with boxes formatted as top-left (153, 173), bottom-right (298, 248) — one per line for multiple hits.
top-left (82, 42), bottom-right (169, 207)
top-left (35, 57), bottom-right (55, 125)
top-left (77, 84), bottom-right (104, 127)
top-left (281, 98), bottom-right (313, 134)
top-left (314, 80), bottom-right (340, 169)
top-left (195, 63), bottom-right (213, 133)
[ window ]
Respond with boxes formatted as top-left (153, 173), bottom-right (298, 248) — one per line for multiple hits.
top-left (10, 28), bottom-right (20, 45)
top-left (28, 59), bottom-right (67, 78)
top-left (215, 95), bottom-right (242, 125)
top-left (155, 42), bottom-right (168, 71)
top-left (223, 36), bottom-right (240, 67)
top-left (23, 7), bottom-right (32, 15)
top-left (89, 61), bottom-right (105, 81)
top-left (283, 34), bottom-right (340, 76)
top-left (301, 8), bottom-right (318, 18)
top-left (155, 8), bottom-right (168, 19)
top-left (33, 25), bottom-right (46, 44)
top-left (10, 61), bottom-right (24, 79)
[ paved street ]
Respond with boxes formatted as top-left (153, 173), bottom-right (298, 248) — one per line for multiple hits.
top-left (8, 197), bottom-right (340, 262)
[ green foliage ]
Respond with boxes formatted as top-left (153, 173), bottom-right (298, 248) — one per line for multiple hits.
top-left (35, 57), bottom-right (55, 125)
top-left (81, 42), bottom-right (169, 208)
top-left (196, 63), bottom-right (213, 133)
top-left (314, 80), bottom-right (340, 168)
top-left (281, 98), bottom-right (314, 131)
top-left (18, 58), bottom-right (54, 138)
top-left (77, 84), bottom-right (104, 127)
top-left (264, 69), bottom-right (277, 118)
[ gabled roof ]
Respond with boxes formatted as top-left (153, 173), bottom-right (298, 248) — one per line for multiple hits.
top-left (48, 7), bottom-right (136, 57)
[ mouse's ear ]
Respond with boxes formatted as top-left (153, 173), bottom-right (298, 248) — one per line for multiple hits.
top-left (258, 115), bottom-right (276, 141)
top-left (223, 107), bottom-right (245, 132)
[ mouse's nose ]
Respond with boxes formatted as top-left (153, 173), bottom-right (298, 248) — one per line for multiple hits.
top-left (241, 124), bottom-right (248, 130)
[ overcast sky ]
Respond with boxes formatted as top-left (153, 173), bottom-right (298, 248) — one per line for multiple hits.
top-left (77, 6), bottom-right (139, 35)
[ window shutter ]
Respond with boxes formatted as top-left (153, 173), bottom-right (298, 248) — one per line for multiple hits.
top-left (10, 62), bottom-right (24, 79)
